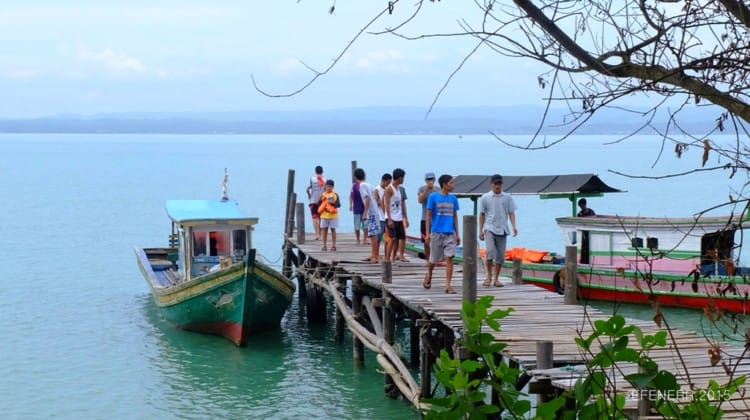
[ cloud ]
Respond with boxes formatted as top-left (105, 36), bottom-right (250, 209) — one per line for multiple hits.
top-left (355, 49), bottom-right (405, 71)
top-left (1, 68), bottom-right (40, 80)
top-left (77, 46), bottom-right (146, 75)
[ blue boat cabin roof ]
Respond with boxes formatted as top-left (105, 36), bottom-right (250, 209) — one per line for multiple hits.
top-left (165, 200), bottom-right (259, 227)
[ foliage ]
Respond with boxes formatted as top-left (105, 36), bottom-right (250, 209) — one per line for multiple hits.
top-left (421, 295), bottom-right (565, 419)
top-left (420, 298), bottom-right (745, 419)
top-left (573, 314), bottom-right (745, 419)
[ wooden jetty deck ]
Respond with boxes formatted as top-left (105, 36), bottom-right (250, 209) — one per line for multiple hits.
top-left (280, 167), bottom-right (750, 418)
top-left (284, 230), bottom-right (750, 418)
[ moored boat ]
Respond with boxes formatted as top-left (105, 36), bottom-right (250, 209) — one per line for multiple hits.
top-left (408, 173), bottom-right (750, 313)
top-left (134, 174), bottom-right (295, 346)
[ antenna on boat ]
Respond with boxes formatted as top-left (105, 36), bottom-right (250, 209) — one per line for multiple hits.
top-left (221, 168), bottom-right (229, 201)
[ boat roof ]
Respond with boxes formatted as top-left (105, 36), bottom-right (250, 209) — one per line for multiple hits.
top-left (452, 173), bottom-right (624, 198)
top-left (165, 200), bottom-right (259, 227)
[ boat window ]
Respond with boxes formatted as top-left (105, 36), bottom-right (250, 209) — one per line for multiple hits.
top-left (701, 230), bottom-right (735, 266)
top-left (209, 231), bottom-right (231, 256)
top-left (232, 229), bottom-right (247, 258)
top-left (193, 230), bottom-right (207, 256)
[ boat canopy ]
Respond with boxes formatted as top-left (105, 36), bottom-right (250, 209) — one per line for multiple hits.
top-left (166, 200), bottom-right (259, 227)
top-left (451, 173), bottom-right (624, 216)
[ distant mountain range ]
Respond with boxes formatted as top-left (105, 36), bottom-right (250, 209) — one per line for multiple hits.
top-left (0, 106), bottom-right (723, 134)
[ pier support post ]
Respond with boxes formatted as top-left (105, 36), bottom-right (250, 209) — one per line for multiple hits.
top-left (382, 261), bottom-right (398, 398)
top-left (462, 215), bottom-right (477, 303)
top-left (334, 276), bottom-right (346, 344)
top-left (536, 341), bottom-right (554, 404)
top-left (419, 322), bottom-right (433, 398)
top-left (296, 202), bottom-right (306, 244)
top-left (638, 365), bottom-right (652, 416)
top-left (512, 258), bottom-right (523, 284)
top-left (351, 275), bottom-right (365, 366)
top-left (409, 316), bottom-right (420, 368)
top-left (282, 170), bottom-right (295, 279)
top-left (564, 245), bottom-right (578, 305)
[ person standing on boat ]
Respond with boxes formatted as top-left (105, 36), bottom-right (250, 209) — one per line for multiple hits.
top-left (424, 174), bottom-right (460, 294)
top-left (577, 198), bottom-right (596, 217)
top-left (479, 174), bottom-right (518, 287)
top-left (317, 179), bottom-right (340, 251)
top-left (418, 172), bottom-right (439, 261)
top-left (306, 165), bottom-right (326, 240)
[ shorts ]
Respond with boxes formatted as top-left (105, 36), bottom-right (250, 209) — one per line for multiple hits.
top-left (309, 203), bottom-right (320, 219)
top-left (429, 232), bottom-right (456, 264)
top-left (366, 214), bottom-right (380, 237)
top-left (386, 220), bottom-right (406, 240)
top-left (378, 221), bottom-right (386, 242)
top-left (484, 231), bottom-right (508, 262)
top-left (320, 218), bottom-right (338, 229)
top-left (353, 213), bottom-right (364, 230)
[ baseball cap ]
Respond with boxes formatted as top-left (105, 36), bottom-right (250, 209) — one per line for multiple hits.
top-left (490, 174), bottom-right (503, 184)
top-left (425, 172), bottom-right (436, 180)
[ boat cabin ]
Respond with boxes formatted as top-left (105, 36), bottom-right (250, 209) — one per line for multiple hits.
top-left (165, 200), bottom-right (258, 281)
top-left (556, 215), bottom-right (745, 275)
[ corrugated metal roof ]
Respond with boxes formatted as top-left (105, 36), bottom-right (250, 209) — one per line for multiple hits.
top-left (452, 173), bottom-right (623, 197)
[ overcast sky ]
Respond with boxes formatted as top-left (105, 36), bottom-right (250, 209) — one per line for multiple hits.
top-left (0, 1), bottom-right (548, 118)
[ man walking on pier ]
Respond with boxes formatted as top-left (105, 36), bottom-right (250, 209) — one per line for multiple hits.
top-left (424, 174), bottom-right (460, 294)
top-left (479, 174), bottom-right (517, 287)
top-left (306, 165), bottom-right (326, 240)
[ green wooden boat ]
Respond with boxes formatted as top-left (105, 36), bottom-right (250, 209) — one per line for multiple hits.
top-left (135, 198), bottom-right (295, 346)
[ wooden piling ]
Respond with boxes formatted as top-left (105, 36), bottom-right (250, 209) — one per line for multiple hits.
top-left (296, 202), bottom-right (306, 244)
top-left (462, 215), bottom-right (477, 303)
top-left (382, 261), bottom-right (398, 397)
top-left (536, 341), bottom-right (554, 404)
top-left (512, 258), bottom-right (523, 284)
top-left (409, 317), bottom-right (420, 368)
top-left (282, 170), bottom-right (295, 279)
top-left (334, 276), bottom-right (346, 344)
top-left (352, 275), bottom-right (365, 366)
top-left (564, 245), bottom-right (578, 305)
top-left (419, 321), bottom-right (433, 398)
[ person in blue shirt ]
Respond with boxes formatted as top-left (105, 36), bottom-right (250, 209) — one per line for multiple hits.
top-left (423, 174), bottom-right (460, 294)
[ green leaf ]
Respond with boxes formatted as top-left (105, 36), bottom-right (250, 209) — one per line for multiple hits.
top-left (460, 359), bottom-right (483, 373)
top-left (651, 370), bottom-right (679, 391)
top-left (613, 348), bottom-right (639, 363)
top-left (625, 372), bottom-right (656, 388)
top-left (594, 319), bottom-right (612, 335)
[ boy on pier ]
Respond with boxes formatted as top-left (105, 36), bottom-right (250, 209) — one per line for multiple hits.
top-left (424, 174), bottom-right (460, 294)
top-left (317, 179), bottom-right (340, 251)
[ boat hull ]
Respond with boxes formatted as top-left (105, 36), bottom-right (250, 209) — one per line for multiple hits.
top-left (135, 248), bottom-right (295, 346)
top-left (509, 261), bottom-right (750, 313)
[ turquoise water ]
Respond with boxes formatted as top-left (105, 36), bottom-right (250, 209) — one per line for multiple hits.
top-left (1, 133), bottom-right (747, 418)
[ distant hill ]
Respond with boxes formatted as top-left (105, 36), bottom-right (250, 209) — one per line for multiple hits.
top-left (0, 106), bottom-right (723, 134)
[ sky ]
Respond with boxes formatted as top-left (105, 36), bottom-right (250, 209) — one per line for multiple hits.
top-left (0, 1), bottom-right (546, 118)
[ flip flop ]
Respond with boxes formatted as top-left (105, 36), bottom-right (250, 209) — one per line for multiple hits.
top-left (482, 279), bottom-right (492, 287)
top-left (422, 273), bottom-right (432, 289)
top-left (445, 287), bottom-right (456, 294)
top-left (321, 246), bottom-right (327, 251)
top-left (331, 246), bottom-right (337, 251)
top-left (493, 280), bottom-right (504, 287)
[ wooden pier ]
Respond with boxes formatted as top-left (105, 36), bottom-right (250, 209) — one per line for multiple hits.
top-left (281, 169), bottom-right (750, 418)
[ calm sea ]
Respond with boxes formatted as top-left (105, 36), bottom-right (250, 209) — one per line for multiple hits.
top-left (1, 133), bottom-right (747, 418)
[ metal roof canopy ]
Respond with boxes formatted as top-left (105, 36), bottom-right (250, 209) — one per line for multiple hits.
top-left (165, 199), bottom-right (259, 227)
top-left (452, 173), bottom-right (623, 197)
top-left (451, 173), bottom-right (624, 216)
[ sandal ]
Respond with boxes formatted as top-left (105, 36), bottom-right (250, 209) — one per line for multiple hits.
top-left (331, 246), bottom-right (337, 251)
top-left (321, 246), bottom-right (327, 251)
top-left (482, 278), bottom-right (492, 287)
top-left (445, 286), bottom-right (456, 294)
top-left (422, 273), bottom-right (432, 289)
top-left (493, 280), bottom-right (504, 287)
